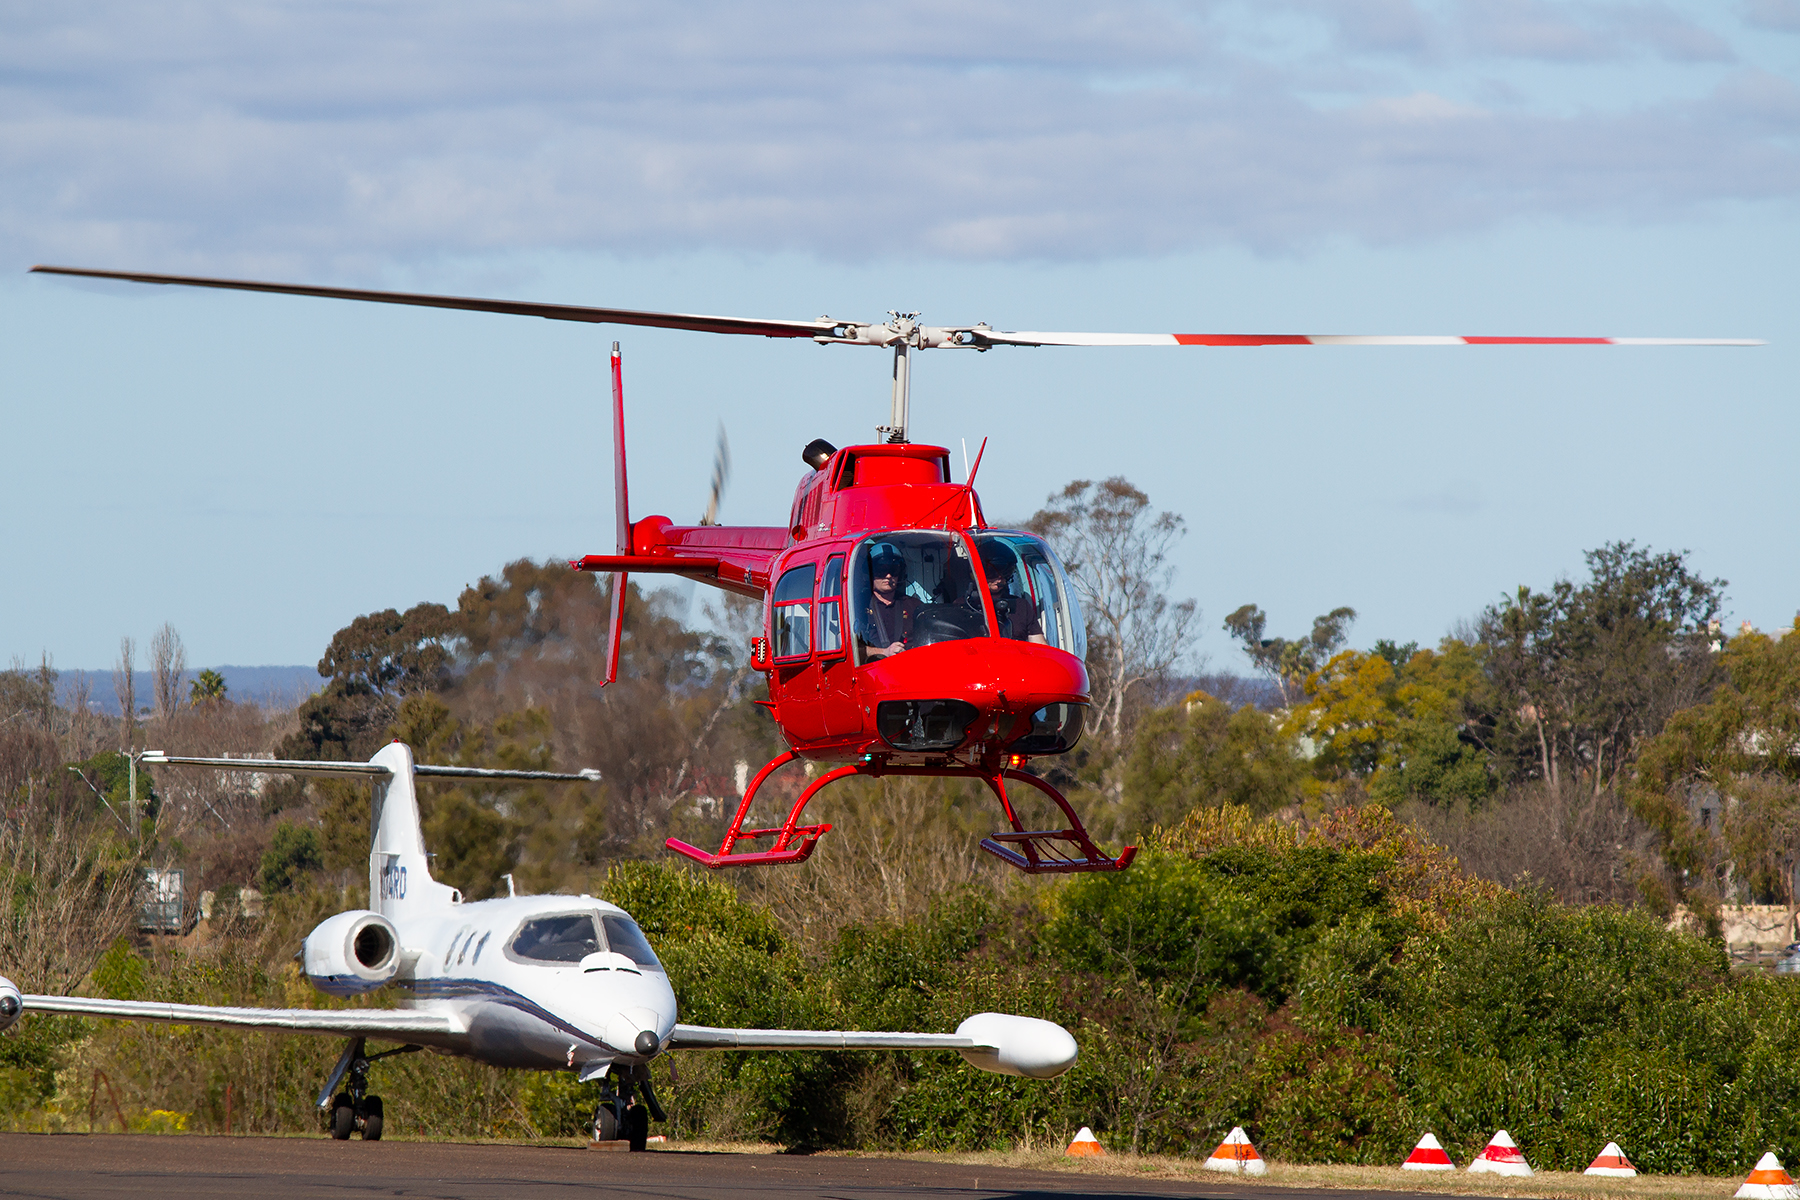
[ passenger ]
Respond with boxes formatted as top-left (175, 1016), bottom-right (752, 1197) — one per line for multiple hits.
top-left (977, 543), bottom-right (1046, 644)
top-left (857, 544), bottom-right (921, 659)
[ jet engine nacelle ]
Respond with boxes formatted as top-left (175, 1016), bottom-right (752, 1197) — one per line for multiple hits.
top-left (302, 910), bottom-right (401, 997)
top-left (954, 1012), bottom-right (1078, 1079)
top-left (0, 975), bottom-right (21, 1032)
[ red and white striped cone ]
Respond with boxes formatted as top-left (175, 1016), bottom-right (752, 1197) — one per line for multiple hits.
top-left (1466, 1129), bottom-right (1532, 1177)
top-left (1585, 1142), bottom-right (1637, 1177)
top-left (1204, 1126), bottom-right (1267, 1176)
top-left (1065, 1126), bottom-right (1104, 1158)
top-left (1402, 1132), bottom-right (1454, 1172)
top-left (1736, 1153), bottom-right (1800, 1199)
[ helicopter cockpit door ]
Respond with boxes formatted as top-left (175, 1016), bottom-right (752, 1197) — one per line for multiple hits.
top-left (814, 555), bottom-right (862, 738)
top-left (771, 559), bottom-right (827, 745)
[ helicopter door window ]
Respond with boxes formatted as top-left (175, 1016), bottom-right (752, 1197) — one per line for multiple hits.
top-left (852, 532), bottom-right (991, 663)
top-left (973, 534), bottom-right (1085, 657)
top-left (772, 564), bottom-right (815, 660)
top-left (817, 555), bottom-right (845, 655)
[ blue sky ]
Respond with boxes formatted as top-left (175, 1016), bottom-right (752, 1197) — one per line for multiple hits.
top-left (3, 1), bottom-right (1797, 674)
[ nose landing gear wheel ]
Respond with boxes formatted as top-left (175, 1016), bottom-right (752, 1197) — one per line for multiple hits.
top-left (624, 1104), bottom-right (650, 1151)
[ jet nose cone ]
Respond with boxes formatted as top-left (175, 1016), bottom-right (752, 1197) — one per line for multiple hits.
top-left (607, 1005), bottom-right (670, 1058)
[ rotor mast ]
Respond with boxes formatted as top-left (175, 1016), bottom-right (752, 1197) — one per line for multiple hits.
top-left (878, 312), bottom-right (918, 444)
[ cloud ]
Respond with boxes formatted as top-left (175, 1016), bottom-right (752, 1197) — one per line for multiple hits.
top-left (0, 1), bottom-right (1791, 271)
top-left (1743, 0), bottom-right (1800, 33)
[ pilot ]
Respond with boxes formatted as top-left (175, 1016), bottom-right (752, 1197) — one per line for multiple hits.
top-left (976, 542), bottom-right (1046, 644)
top-left (857, 543), bottom-right (921, 659)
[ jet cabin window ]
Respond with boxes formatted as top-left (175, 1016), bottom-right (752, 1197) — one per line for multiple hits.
top-left (852, 533), bottom-right (991, 663)
top-left (771, 564), bottom-right (814, 660)
top-left (971, 533), bottom-right (1087, 658)
top-left (509, 914), bottom-right (602, 964)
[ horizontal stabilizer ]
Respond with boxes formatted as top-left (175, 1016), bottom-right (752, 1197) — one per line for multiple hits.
top-left (142, 752), bottom-right (599, 783)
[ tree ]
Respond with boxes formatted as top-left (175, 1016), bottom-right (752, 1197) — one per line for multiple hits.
top-left (188, 668), bottom-right (228, 706)
top-left (258, 822), bottom-right (323, 894)
top-left (318, 603), bottom-right (455, 698)
top-left (112, 636), bottom-right (136, 752)
top-left (1481, 542), bottom-right (1724, 792)
top-left (1224, 604), bottom-right (1357, 707)
top-left (1629, 620), bottom-right (1800, 911)
top-left (1028, 478), bottom-right (1198, 754)
top-left (149, 622), bottom-right (187, 725)
top-left (279, 601), bottom-right (456, 763)
top-left (1123, 693), bottom-right (1305, 831)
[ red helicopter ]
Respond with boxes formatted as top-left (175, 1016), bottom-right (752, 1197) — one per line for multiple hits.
top-left (29, 265), bottom-right (1759, 875)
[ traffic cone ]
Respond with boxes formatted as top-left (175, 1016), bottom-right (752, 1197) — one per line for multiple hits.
top-left (1585, 1142), bottom-right (1637, 1178)
top-left (1204, 1126), bottom-right (1268, 1176)
top-left (1736, 1153), bottom-right (1800, 1199)
top-left (1402, 1132), bottom-right (1454, 1172)
top-left (1065, 1126), bottom-right (1104, 1157)
top-left (1466, 1129), bottom-right (1532, 1176)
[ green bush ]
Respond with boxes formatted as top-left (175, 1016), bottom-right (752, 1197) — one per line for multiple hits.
top-left (257, 823), bottom-right (323, 894)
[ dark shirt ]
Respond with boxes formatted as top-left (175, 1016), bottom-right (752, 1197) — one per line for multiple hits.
top-left (858, 594), bottom-right (921, 654)
top-left (964, 587), bottom-right (1044, 641)
top-left (993, 593), bottom-right (1044, 641)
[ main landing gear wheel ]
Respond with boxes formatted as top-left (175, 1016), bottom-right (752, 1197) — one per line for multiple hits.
top-left (359, 1095), bottom-right (384, 1141)
top-left (594, 1105), bottom-right (619, 1142)
top-left (330, 1093), bottom-right (355, 1140)
top-left (318, 1036), bottom-right (419, 1142)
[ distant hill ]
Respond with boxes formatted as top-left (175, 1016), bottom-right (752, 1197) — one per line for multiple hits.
top-left (55, 666), bottom-right (323, 715)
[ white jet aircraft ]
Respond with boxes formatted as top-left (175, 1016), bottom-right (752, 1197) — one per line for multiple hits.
top-left (0, 741), bottom-right (1076, 1146)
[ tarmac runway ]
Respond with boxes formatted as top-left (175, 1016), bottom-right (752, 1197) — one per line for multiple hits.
top-left (0, 1134), bottom-right (1434, 1200)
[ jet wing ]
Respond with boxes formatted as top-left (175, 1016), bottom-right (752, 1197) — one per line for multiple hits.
top-left (22, 993), bottom-right (459, 1039)
top-left (668, 1024), bottom-right (979, 1051)
top-left (667, 1012), bottom-right (1079, 1078)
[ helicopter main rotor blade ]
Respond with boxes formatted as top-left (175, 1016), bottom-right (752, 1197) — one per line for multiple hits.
top-left (30, 267), bottom-right (1761, 348)
top-left (28, 266), bottom-right (842, 340)
top-left (966, 330), bottom-right (1763, 347)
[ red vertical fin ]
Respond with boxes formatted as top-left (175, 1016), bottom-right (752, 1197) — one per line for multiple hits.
top-left (602, 341), bottom-right (628, 688)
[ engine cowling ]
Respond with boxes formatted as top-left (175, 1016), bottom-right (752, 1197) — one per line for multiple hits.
top-left (954, 1013), bottom-right (1078, 1079)
top-left (302, 910), bottom-right (401, 997)
top-left (0, 975), bottom-right (21, 1032)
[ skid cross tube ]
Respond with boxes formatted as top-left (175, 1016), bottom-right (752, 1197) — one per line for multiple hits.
top-left (665, 754), bottom-right (1133, 874)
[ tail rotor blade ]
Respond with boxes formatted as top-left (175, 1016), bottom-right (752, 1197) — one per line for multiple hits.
top-left (700, 425), bottom-right (731, 526)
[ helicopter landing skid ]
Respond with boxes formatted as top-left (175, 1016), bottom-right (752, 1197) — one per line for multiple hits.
top-left (664, 752), bottom-right (1134, 874)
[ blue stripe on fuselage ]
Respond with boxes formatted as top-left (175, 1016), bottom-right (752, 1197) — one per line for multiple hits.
top-left (399, 977), bottom-right (612, 1051)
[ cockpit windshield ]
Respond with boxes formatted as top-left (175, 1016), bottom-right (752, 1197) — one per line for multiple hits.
top-left (971, 533), bottom-right (1087, 659)
top-left (509, 913), bottom-right (602, 964)
top-left (600, 915), bottom-right (663, 970)
top-left (505, 910), bottom-right (665, 970)
top-left (851, 532), bottom-right (991, 663)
